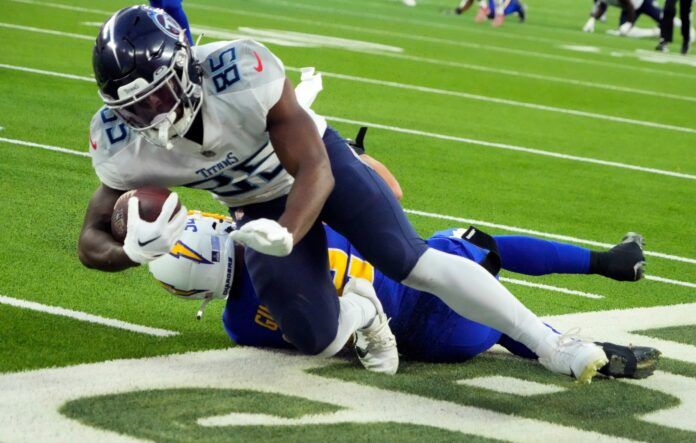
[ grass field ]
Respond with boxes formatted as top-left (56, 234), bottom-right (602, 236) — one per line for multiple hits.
top-left (0, 0), bottom-right (695, 441)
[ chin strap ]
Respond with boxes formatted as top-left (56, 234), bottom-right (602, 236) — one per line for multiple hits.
top-left (196, 297), bottom-right (213, 320)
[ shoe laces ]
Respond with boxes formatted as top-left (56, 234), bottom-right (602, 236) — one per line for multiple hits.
top-left (363, 316), bottom-right (396, 351)
top-left (554, 328), bottom-right (593, 353)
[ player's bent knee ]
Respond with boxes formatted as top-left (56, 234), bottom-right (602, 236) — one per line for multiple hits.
top-left (279, 307), bottom-right (339, 355)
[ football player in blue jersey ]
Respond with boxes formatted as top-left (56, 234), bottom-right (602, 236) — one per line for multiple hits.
top-left (82, 3), bottom-right (636, 383)
top-left (149, 211), bottom-right (658, 379)
top-left (455, 0), bottom-right (527, 27)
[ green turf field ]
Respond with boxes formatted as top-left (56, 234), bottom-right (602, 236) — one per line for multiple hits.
top-left (0, 0), bottom-right (695, 441)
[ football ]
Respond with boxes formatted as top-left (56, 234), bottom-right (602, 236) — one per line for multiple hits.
top-left (110, 186), bottom-right (180, 243)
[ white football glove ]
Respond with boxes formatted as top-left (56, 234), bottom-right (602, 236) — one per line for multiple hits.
top-left (122, 192), bottom-right (188, 264)
top-left (229, 218), bottom-right (293, 257)
top-left (619, 21), bottom-right (633, 36)
top-left (583, 17), bottom-right (596, 32)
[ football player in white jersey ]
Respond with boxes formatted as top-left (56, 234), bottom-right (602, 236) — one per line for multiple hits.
top-left (79, 6), bottom-right (611, 381)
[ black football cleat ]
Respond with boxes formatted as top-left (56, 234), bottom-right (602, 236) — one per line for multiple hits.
top-left (596, 342), bottom-right (661, 379)
top-left (518, 3), bottom-right (526, 22)
top-left (681, 41), bottom-right (691, 55)
top-left (655, 39), bottom-right (669, 52)
top-left (590, 232), bottom-right (646, 281)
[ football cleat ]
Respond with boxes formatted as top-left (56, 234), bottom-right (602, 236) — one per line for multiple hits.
top-left (539, 331), bottom-right (608, 384)
top-left (518, 3), bottom-right (527, 22)
top-left (592, 232), bottom-right (646, 281)
top-left (348, 278), bottom-right (399, 375)
top-left (681, 41), bottom-right (691, 55)
top-left (655, 39), bottom-right (669, 52)
top-left (597, 342), bottom-right (661, 379)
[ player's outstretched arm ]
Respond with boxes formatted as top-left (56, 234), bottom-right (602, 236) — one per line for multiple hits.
top-left (267, 78), bottom-right (335, 245)
top-left (78, 184), bottom-right (137, 272)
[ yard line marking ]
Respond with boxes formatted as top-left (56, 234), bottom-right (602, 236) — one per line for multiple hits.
top-left (359, 53), bottom-right (696, 103)
top-left (0, 136), bottom-right (90, 157)
top-left (246, 0), bottom-right (696, 76)
top-left (2, 62), bottom-right (695, 181)
top-left (645, 276), bottom-right (696, 289)
top-left (0, 22), bottom-right (93, 40)
top-left (309, 71), bottom-right (696, 135)
top-left (4, 14), bottom-right (693, 106)
top-left (499, 278), bottom-right (604, 299)
top-left (284, 65), bottom-right (696, 107)
top-left (403, 208), bottom-right (696, 266)
top-left (0, 295), bottom-right (179, 337)
top-left (0, 63), bottom-right (93, 82)
top-left (184, 1), bottom-right (696, 82)
top-left (327, 116), bottom-right (696, 180)
top-left (11, 0), bottom-right (694, 87)
top-left (9, 0), bottom-right (110, 14)
top-left (4, 134), bottom-right (694, 284)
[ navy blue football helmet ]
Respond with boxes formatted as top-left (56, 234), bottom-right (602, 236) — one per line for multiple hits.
top-left (93, 5), bottom-right (202, 148)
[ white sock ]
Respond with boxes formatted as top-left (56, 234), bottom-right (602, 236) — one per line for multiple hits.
top-left (317, 292), bottom-right (377, 357)
top-left (402, 248), bottom-right (558, 359)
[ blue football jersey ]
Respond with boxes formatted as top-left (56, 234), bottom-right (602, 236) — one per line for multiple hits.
top-left (221, 226), bottom-right (493, 349)
top-left (222, 224), bottom-right (388, 348)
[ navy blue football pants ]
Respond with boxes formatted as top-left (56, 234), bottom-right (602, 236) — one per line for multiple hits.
top-left (237, 126), bottom-right (428, 354)
top-left (620, 0), bottom-right (662, 25)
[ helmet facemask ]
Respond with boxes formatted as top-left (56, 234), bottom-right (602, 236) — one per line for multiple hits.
top-left (100, 31), bottom-right (202, 150)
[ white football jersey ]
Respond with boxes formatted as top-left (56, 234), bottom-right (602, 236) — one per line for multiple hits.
top-left (89, 39), bottom-right (328, 208)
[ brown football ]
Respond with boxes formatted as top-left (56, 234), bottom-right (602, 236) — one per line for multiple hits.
top-left (111, 186), bottom-right (180, 243)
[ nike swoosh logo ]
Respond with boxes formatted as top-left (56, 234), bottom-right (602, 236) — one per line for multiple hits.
top-left (252, 51), bottom-right (263, 72)
top-left (137, 236), bottom-right (161, 247)
top-left (90, 138), bottom-right (97, 149)
top-left (355, 346), bottom-right (368, 359)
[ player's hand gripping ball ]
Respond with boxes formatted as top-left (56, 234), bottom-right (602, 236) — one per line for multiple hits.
top-left (111, 187), bottom-right (187, 264)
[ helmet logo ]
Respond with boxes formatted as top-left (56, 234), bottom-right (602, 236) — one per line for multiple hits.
top-left (169, 240), bottom-right (213, 264)
top-left (146, 8), bottom-right (182, 39)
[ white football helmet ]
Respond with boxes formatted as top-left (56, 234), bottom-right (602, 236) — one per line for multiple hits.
top-left (148, 211), bottom-right (236, 319)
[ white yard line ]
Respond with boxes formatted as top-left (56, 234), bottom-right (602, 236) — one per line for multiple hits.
top-left (0, 348), bottom-right (639, 442)
top-left (9, 0), bottom-right (695, 87)
top-left (3, 14), bottom-right (693, 107)
top-left (0, 295), bottom-right (179, 337)
top-left (327, 116), bottom-right (696, 180)
top-left (0, 136), bottom-right (91, 157)
top-left (9, 15), bottom-right (688, 107)
top-left (0, 63), bottom-right (92, 82)
top-left (403, 208), bottom-right (696, 266)
top-left (6, 17), bottom-right (681, 109)
top-left (3, 62), bottom-right (693, 181)
top-left (645, 275), bottom-right (696, 289)
top-left (9, 0), bottom-right (110, 14)
top-left (499, 278), bottom-right (604, 299)
top-left (0, 22), bottom-right (93, 40)
top-left (314, 71), bottom-right (696, 135)
top-left (10, 18), bottom-right (663, 135)
top-left (2, 133), bottom-right (694, 282)
top-left (199, 2), bottom-right (696, 81)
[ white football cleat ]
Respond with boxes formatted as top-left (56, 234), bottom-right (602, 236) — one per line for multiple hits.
top-left (539, 331), bottom-right (608, 384)
top-left (346, 278), bottom-right (399, 375)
